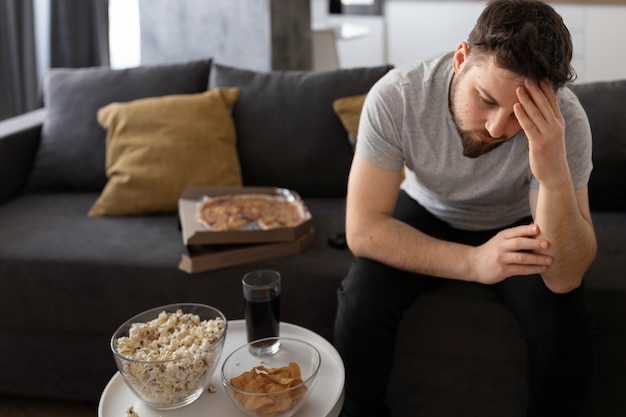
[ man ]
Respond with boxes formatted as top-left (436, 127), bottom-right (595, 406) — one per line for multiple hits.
top-left (334, 1), bottom-right (597, 416)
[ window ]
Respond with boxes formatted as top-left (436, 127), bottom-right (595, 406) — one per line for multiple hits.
top-left (108, 0), bottom-right (141, 69)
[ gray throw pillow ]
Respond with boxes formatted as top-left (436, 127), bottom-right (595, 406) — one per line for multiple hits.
top-left (28, 59), bottom-right (213, 191)
top-left (211, 64), bottom-right (393, 198)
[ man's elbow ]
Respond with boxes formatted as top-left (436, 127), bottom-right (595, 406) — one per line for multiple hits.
top-left (543, 276), bottom-right (584, 294)
top-left (543, 245), bottom-right (597, 294)
top-left (345, 227), bottom-right (371, 258)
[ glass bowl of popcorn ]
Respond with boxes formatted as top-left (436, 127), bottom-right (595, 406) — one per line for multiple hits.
top-left (221, 337), bottom-right (321, 417)
top-left (111, 303), bottom-right (227, 410)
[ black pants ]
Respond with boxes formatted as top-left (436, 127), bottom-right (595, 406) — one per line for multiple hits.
top-left (334, 191), bottom-right (595, 417)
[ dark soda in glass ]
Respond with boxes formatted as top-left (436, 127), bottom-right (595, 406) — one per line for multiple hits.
top-left (242, 269), bottom-right (281, 356)
top-left (245, 289), bottom-right (280, 343)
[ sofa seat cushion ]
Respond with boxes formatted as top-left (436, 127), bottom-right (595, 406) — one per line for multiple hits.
top-left (211, 64), bottom-right (393, 198)
top-left (0, 192), bottom-right (352, 337)
top-left (0, 193), bottom-right (183, 266)
top-left (28, 59), bottom-right (213, 192)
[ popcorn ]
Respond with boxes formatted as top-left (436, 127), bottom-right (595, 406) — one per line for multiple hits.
top-left (115, 309), bottom-right (225, 406)
top-left (125, 405), bottom-right (140, 417)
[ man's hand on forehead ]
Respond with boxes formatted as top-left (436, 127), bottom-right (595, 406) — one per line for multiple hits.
top-left (513, 79), bottom-right (568, 185)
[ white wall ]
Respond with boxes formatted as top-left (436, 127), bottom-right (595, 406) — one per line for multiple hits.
top-left (312, 0), bottom-right (626, 82)
top-left (137, 0), bottom-right (273, 70)
top-left (385, 1), bottom-right (484, 67)
top-left (385, 1), bottom-right (626, 83)
top-left (113, 0), bottom-right (626, 80)
top-left (583, 5), bottom-right (626, 82)
top-left (111, 0), bottom-right (311, 71)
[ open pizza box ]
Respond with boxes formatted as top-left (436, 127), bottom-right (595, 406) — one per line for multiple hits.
top-left (178, 185), bottom-right (315, 273)
top-left (178, 185), bottom-right (313, 246)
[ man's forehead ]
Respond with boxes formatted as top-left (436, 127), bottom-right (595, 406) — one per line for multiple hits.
top-left (472, 60), bottom-right (525, 103)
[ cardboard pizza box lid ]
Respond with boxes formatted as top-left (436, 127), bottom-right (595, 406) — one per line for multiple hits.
top-left (178, 186), bottom-right (313, 246)
top-left (178, 228), bottom-right (315, 273)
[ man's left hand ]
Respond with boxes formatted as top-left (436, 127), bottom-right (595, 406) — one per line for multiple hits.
top-left (514, 79), bottom-right (569, 187)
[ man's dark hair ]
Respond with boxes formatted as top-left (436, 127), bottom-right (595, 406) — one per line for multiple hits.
top-left (468, 0), bottom-right (575, 89)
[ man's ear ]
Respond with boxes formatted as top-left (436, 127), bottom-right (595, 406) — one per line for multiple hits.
top-left (453, 42), bottom-right (470, 74)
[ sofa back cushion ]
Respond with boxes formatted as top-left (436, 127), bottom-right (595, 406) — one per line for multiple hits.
top-left (569, 79), bottom-right (626, 211)
top-left (28, 59), bottom-right (213, 192)
top-left (211, 64), bottom-right (393, 198)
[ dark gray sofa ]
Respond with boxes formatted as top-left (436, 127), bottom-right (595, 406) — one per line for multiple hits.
top-left (0, 59), bottom-right (624, 417)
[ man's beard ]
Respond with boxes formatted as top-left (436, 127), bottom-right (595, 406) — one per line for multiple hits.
top-left (456, 126), bottom-right (503, 158)
top-left (449, 77), bottom-right (507, 158)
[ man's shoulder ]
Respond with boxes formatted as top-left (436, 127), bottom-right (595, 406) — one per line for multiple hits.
top-left (558, 85), bottom-right (591, 129)
top-left (558, 85), bottom-right (585, 113)
top-left (558, 85), bottom-right (580, 102)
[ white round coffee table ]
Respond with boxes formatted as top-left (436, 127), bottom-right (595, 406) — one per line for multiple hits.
top-left (99, 320), bottom-right (345, 417)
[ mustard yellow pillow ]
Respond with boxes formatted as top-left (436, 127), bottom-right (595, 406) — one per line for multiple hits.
top-left (89, 88), bottom-right (242, 217)
top-left (332, 94), bottom-right (366, 149)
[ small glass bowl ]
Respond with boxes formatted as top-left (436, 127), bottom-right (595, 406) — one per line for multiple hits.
top-left (221, 337), bottom-right (321, 417)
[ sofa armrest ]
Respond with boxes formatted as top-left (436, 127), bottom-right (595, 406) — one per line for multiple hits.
top-left (0, 108), bottom-right (45, 205)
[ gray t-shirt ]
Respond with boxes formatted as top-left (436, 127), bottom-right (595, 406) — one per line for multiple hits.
top-left (356, 52), bottom-right (593, 231)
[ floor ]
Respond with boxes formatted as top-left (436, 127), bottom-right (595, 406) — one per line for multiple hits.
top-left (0, 396), bottom-right (97, 417)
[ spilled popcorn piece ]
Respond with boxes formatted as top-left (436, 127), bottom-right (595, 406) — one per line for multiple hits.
top-left (125, 405), bottom-right (140, 417)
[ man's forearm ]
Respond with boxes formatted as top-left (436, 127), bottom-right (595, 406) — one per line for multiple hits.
top-left (347, 215), bottom-right (474, 280)
top-left (347, 212), bottom-right (555, 286)
top-left (533, 183), bottom-right (597, 293)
